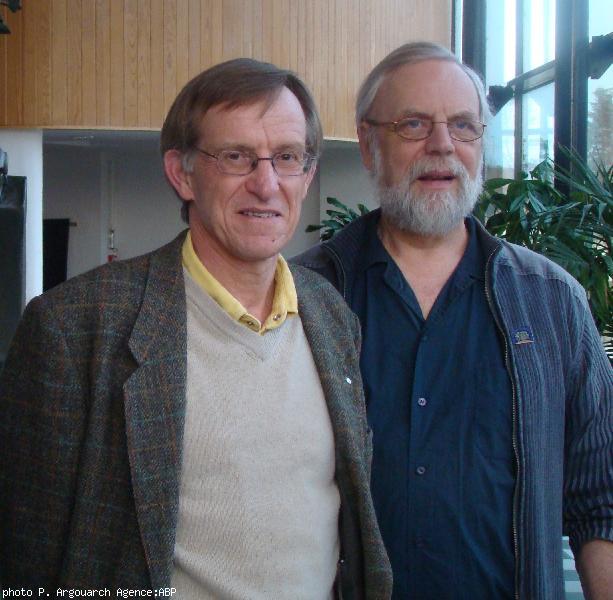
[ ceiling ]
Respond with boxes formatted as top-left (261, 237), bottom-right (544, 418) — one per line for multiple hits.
top-left (43, 129), bottom-right (161, 152)
top-left (42, 130), bottom-right (360, 160)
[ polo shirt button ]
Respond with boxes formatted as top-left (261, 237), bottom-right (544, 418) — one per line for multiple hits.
top-left (416, 466), bottom-right (426, 475)
top-left (417, 397), bottom-right (427, 407)
top-left (272, 314), bottom-right (281, 321)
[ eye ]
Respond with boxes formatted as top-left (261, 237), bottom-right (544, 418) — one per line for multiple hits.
top-left (451, 119), bottom-right (478, 133)
top-left (223, 150), bottom-right (248, 162)
top-left (400, 117), bottom-right (427, 130)
top-left (275, 151), bottom-right (301, 163)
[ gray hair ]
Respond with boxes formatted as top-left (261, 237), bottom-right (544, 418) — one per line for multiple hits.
top-left (355, 42), bottom-right (492, 127)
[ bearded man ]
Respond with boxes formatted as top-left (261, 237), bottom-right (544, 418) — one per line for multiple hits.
top-left (294, 42), bottom-right (613, 600)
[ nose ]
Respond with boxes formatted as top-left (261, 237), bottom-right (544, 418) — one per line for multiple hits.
top-left (244, 158), bottom-right (280, 198)
top-left (425, 122), bottom-right (455, 155)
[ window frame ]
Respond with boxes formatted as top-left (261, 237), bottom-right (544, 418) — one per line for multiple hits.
top-left (457, 0), bottom-right (611, 182)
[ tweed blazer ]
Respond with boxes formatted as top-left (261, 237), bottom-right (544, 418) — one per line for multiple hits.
top-left (0, 232), bottom-right (392, 599)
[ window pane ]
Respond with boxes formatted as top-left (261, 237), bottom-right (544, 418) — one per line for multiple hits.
top-left (523, 0), bottom-right (555, 71)
top-left (485, 100), bottom-right (515, 179)
top-left (454, 0), bottom-right (463, 57)
top-left (521, 83), bottom-right (554, 172)
top-left (587, 0), bottom-right (613, 170)
top-left (587, 73), bottom-right (613, 169)
top-left (589, 0), bottom-right (612, 36)
top-left (486, 0), bottom-right (516, 86)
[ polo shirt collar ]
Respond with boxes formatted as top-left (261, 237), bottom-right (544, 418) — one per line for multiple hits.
top-left (182, 231), bottom-right (298, 334)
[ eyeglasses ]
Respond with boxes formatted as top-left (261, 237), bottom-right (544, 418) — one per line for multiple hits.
top-left (194, 148), bottom-right (314, 176)
top-left (364, 116), bottom-right (486, 142)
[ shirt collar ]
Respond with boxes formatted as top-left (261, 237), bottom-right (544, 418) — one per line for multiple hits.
top-left (356, 210), bottom-right (389, 272)
top-left (455, 216), bottom-right (485, 283)
top-left (182, 231), bottom-right (298, 334)
top-left (358, 212), bottom-right (484, 282)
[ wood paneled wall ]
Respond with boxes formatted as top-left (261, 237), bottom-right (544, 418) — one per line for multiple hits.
top-left (0, 0), bottom-right (451, 139)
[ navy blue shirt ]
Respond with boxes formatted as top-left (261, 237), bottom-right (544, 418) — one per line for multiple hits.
top-left (351, 216), bottom-right (515, 599)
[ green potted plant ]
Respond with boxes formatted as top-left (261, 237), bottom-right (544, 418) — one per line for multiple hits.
top-left (305, 197), bottom-right (370, 241)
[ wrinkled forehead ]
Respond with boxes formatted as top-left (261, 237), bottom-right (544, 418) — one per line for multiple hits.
top-left (372, 60), bottom-right (481, 119)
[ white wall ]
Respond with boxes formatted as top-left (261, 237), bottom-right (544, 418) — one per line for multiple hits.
top-left (318, 142), bottom-right (377, 222)
top-left (282, 168), bottom-right (320, 259)
top-left (0, 129), bottom-right (43, 303)
top-left (110, 147), bottom-right (184, 261)
top-left (44, 142), bottom-right (184, 279)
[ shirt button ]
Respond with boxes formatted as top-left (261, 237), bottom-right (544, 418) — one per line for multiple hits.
top-left (272, 314), bottom-right (281, 321)
top-left (345, 377), bottom-right (352, 384)
top-left (417, 397), bottom-right (427, 407)
top-left (416, 466), bottom-right (426, 475)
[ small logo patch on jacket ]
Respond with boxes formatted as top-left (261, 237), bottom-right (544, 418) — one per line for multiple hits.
top-left (512, 327), bottom-right (535, 345)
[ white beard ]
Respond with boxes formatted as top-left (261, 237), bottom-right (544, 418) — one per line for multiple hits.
top-left (373, 147), bottom-right (483, 237)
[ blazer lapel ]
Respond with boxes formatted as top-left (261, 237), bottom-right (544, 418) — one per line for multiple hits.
top-left (291, 267), bottom-right (368, 492)
top-left (124, 234), bottom-right (187, 588)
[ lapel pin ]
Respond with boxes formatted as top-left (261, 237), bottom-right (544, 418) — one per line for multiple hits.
top-left (512, 327), bottom-right (535, 345)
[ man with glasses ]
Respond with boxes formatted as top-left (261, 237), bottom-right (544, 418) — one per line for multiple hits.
top-left (295, 42), bottom-right (612, 599)
top-left (0, 59), bottom-right (392, 598)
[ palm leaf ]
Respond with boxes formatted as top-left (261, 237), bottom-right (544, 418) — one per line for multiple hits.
top-left (306, 197), bottom-right (371, 241)
top-left (478, 148), bottom-right (612, 361)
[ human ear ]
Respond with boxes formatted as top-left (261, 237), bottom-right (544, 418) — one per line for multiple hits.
top-left (163, 150), bottom-right (195, 201)
top-left (302, 162), bottom-right (317, 194)
top-left (357, 123), bottom-right (375, 171)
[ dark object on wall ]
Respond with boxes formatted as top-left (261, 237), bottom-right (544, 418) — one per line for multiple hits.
top-left (0, 148), bottom-right (6, 182)
top-left (43, 218), bottom-right (70, 291)
top-left (488, 84), bottom-right (515, 116)
top-left (0, 174), bottom-right (26, 370)
top-left (0, 0), bottom-right (22, 34)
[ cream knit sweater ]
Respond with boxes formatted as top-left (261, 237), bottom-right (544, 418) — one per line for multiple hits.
top-left (171, 273), bottom-right (340, 599)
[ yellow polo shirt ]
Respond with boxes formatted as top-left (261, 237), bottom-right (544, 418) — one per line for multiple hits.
top-left (181, 232), bottom-right (298, 334)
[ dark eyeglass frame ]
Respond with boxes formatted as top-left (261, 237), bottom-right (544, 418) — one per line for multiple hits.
top-left (194, 147), bottom-right (314, 176)
top-left (363, 116), bottom-right (486, 142)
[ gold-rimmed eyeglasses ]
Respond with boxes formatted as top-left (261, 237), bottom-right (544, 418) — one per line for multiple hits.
top-left (195, 148), bottom-right (314, 176)
top-left (363, 116), bottom-right (486, 142)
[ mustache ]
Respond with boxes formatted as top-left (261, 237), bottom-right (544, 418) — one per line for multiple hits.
top-left (404, 156), bottom-right (469, 183)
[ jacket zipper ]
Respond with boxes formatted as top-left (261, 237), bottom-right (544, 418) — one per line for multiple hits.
top-left (484, 245), bottom-right (522, 600)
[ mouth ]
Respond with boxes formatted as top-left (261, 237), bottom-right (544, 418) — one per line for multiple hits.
top-left (413, 170), bottom-right (458, 191)
top-left (416, 171), bottom-right (456, 182)
top-left (239, 209), bottom-right (282, 218)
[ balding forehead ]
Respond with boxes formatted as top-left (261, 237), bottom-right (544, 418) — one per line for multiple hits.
top-left (372, 60), bottom-right (481, 119)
